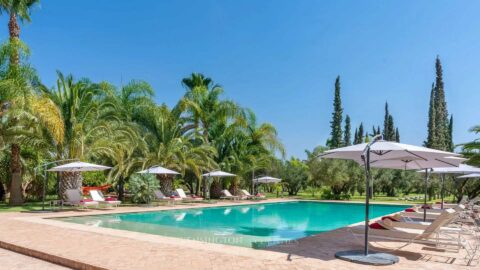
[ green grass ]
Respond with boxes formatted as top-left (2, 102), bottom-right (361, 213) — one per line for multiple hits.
top-left (0, 201), bottom-right (50, 212)
top-left (265, 191), bottom-right (456, 205)
top-left (0, 192), bottom-right (456, 212)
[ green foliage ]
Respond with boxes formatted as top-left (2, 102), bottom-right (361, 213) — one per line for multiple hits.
top-left (382, 102), bottom-right (398, 141)
top-left (328, 76), bottom-right (343, 148)
top-left (82, 171), bottom-right (106, 187)
top-left (129, 174), bottom-right (159, 204)
top-left (354, 123), bottom-right (364, 144)
top-left (343, 115), bottom-right (351, 146)
top-left (427, 56), bottom-right (451, 151)
top-left (426, 84), bottom-right (436, 147)
top-left (282, 158), bottom-right (309, 195)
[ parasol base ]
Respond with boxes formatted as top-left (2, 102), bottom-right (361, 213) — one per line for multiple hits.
top-left (335, 250), bottom-right (399, 265)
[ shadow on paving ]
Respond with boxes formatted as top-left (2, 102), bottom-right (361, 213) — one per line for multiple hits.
top-left (263, 227), bottom-right (469, 266)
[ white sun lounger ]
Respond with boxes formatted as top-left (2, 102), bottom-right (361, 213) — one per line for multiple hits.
top-left (89, 190), bottom-right (121, 207)
top-left (240, 189), bottom-right (265, 199)
top-left (154, 190), bottom-right (181, 205)
top-left (352, 209), bottom-right (478, 265)
top-left (63, 189), bottom-right (99, 209)
top-left (176, 188), bottom-right (203, 201)
top-left (221, 190), bottom-right (240, 200)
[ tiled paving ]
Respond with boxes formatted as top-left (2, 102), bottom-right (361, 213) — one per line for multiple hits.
top-left (0, 248), bottom-right (70, 269)
top-left (0, 200), bottom-right (477, 270)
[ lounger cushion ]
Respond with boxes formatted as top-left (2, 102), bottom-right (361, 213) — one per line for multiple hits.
top-left (405, 208), bottom-right (416, 212)
top-left (381, 216), bottom-right (398, 222)
top-left (369, 222), bottom-right (387, 230)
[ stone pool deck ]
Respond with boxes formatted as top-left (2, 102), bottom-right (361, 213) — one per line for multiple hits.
top-left (0, 199), bottom-right (477, 270)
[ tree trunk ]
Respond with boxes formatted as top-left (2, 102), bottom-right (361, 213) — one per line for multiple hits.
top-left (229, 178), bottom-right (238, 196)
top-left (9, 143), bottom-right (23, 205)
top-left (8, 12), bottom-right (20, 68)
top-left (117, 176), bottom-right (125, 201)
top-left (210, 179), bottom-right (222, 199)
top-left (157, 175), bottom-right (173, 196)
top-left (195, 176), bottom-right (202, 196)
top-left (0, 182), bottom-right (5, 202)
top-left (59, 172), bottom-right (83, 201)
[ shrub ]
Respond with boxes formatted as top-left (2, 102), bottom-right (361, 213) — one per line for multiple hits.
top-left (129, 174), bottom-right (159, 204)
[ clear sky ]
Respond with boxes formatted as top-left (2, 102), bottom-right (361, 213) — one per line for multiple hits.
top-left (4, 0), bottom-right (479, 158)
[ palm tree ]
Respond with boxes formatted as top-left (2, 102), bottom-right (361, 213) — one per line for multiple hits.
top-left (137, 104), bottom-right (216, 195)
top-left (0, 0), bottom-right (39, 69)
top-left (180, 73), bottom-right (241, 142)
top-left (39, 71), bottom-right (111, 199)
top-left (462, 125), bottom-right (480, 165)
top-left (0, 78), bottom-right (64, 204)
top-left (0, 0), bottom-right (39, 202)
top-left (95, 80), bottom-right (153, 200)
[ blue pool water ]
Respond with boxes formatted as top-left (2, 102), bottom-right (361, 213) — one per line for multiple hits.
top-left (54, 201), bottom-right (407, 248)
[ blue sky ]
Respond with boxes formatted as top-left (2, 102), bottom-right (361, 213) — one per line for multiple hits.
top-left (4, 1), bottom-right (479, 158)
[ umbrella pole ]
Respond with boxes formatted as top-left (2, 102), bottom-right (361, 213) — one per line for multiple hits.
top-left (252, 169), bottom-right (255, 195)
top-left (42, 168), bottom-right (47, 211)
top-left (334, 136), bottom-right (398, 265)
top-left (423, 169), bottom-right (430, 222)
top-left (441, 174), bottom-right (445, 210)
top-left (363, 147), bottom-right (371, 256)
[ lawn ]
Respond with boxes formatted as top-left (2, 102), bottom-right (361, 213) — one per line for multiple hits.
top-left (0, 192), bottom-right (456, 212)
top-left (266, 191), bottom-right (456, 205)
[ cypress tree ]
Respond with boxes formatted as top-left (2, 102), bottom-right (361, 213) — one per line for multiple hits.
top-left (447, 115), bottom-right (454, 151)
top-left (395, 127), bottom-right (400, 142)
top-left (433, 56), bottom-right (449, 150)
top-left (358, 123), bottom-right (364, 143)
top-left (353, 128), bottom-right (359, 145)
top-left (383, 102), bottom-right (390, 140)
top-left (426, 83), bottom-right (436, 148)
top-left (377, 126), bottom-right (381, 137)
top-left (344, 115), bottom-right (351, 146)
top-left (328, 76), bottom-right (343, 148)
top-left (387, 115), bottom-right (395, 141)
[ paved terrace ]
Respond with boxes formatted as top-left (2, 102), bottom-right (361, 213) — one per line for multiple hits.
top-left (0, 199), bottom-right (477, 270)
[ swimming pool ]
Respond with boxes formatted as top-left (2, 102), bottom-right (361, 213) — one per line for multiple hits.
top-left (54, 201), bottom-right (407, 248)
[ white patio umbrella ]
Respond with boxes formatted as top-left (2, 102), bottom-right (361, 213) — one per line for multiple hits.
top-left (135, 166), bottom-right (179, 205)
top-left (253, 176), bottom-right (281, 194)
top-left (44, 161), bottom-right (111, 211)
top-left (457, 173), bottom-right (480, 179)
top-left (47, 161), bottom-right (111, 172)
top-left (202, 171), bottom-right (236, 200)
top-left (253, 176), bottom-right (281, 183)
top-left (202, 171), bottom-right (236, 177)
top-left (137, 166), bottom-right (180, 175)
top-left (319, 137), bottom-right (462, 265)
top-left (417, 164), bottom-right (480, 208)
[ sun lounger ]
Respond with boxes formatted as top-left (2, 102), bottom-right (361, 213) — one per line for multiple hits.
top-left (154, 190), bottom-right (181, 205)
top-left (352, 209), bottom-right (478, 265)
top-left (221, 190), bottom-right (240, 200)
top-left (401, 204), bottom-right (465, 220)
top-left (352, 209), bottom-right (464, 249)
top-left (240, 189), bottom-right (265, 200)
top-left (89, 190), bottom-right (121, 207)
top-left (175, 188), bottom-right (203, 201)
top-left (240, 189), bottom-right (255, 199)
top-left (63, 189), bottom-right (99, 209)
